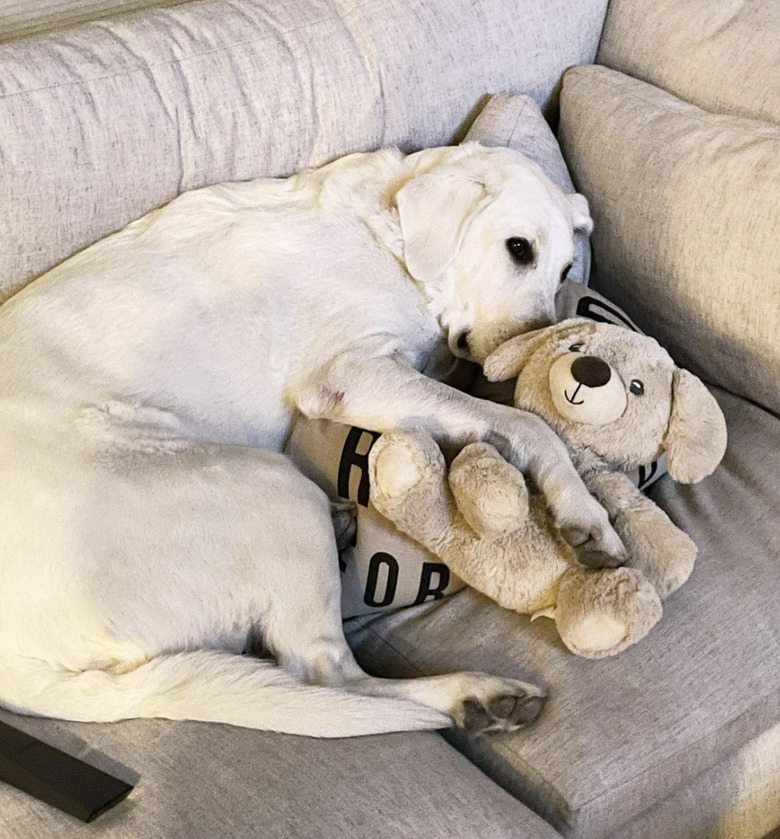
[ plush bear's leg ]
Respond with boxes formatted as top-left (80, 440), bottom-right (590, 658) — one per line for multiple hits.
top-left (369, 430), bottom-right (457, 556)
top-left (449, 443), bottom-right (529, 539)
top-left (554, 567), bottom-right (662, 659)
top-left (370, 431), bottom-right (570, 613)
top-left (586, 470), bottom-right (697, 598)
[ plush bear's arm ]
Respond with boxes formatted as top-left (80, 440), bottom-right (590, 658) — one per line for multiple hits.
top-left (583, 469), bottom-right (696, 598)
top-left (369, 431), bottom-right (569, 612)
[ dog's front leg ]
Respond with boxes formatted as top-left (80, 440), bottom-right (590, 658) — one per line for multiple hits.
top-left (296, 352), bottom-right (626, 564)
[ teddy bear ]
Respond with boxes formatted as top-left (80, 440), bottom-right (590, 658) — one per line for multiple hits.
top-left (367, 318), bottom-right (728, 658)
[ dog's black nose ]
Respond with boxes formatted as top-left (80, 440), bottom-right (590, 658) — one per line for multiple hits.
top-left (456, 331), bottom-right (470, 351)
top-left (570, 355), bottom-right (611, 388)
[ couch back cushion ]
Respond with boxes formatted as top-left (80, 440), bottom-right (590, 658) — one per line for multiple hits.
top-left (597, 0), bottom-right (780, 126)
top-left (559, 66), bottom-right (780, 416)
top-left (0, 0), bottom-right (189, 42)
top-left (0, 0), bottom-right (609, 300)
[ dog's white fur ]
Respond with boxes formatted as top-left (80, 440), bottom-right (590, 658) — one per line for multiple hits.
top-left (0, 144), bottom-right (624, 737)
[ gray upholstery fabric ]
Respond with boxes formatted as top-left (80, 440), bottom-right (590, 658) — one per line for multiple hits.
top-left (346, 388), bottom-right (780, 839)
top-left (597, 0), bottom-right (780, 126)
top-left (0, 0), bottom-right (190, 42)
top-left (463, 93), bottom-right (590, 283)
top-left (558, 66), bottom-right (780, 416)
top-left (0, 708), bottom-right (562, 838)
top-left (610, 722), bottom-right (780, 839)
top-left (0, 0), bottom-right (608, 300)
top-left (463, 94), bottom-right (575, 192)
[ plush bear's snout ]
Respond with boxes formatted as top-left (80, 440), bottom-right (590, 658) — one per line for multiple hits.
top-left (571, 355), bottom-right (611, 388)
top-left (549, 352), bottom-right (628, 425)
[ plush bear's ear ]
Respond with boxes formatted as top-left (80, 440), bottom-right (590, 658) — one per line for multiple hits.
top-left (397, 171), bottom-right (488, 284)
top-left (482, 328), bottom-right (553, 382)
top-left (483, 318), bottom-right (592, 382)
top-left (663, 369), bottom-right (728, 483)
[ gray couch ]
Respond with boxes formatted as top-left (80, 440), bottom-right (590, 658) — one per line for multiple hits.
top-left (0, 1), bottom-right (778, 837)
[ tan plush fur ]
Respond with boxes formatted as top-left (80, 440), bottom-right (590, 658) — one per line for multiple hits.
top-left (370, 318), bottom-right (728, 658)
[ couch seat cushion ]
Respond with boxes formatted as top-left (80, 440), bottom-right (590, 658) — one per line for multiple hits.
top-left (611, 721), bottom-right (780, 839)
top-left (0, 709), bottom-right (561, 839)
top-left (346, 388), bottom-right (780, 839)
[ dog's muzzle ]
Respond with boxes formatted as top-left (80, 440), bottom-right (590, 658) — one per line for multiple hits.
top-left (449, 329), bottom-right (472, 359)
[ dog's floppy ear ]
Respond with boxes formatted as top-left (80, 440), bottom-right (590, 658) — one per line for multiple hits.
top-left (663, 369), bottom-right (728, 483)
top-left (397, 171), bottom-right (488, 284)
top-left (569, 193), bottom-right (593, 236)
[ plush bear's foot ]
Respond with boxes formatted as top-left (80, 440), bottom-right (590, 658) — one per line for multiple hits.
top-left (615, 510), bottom-right (698, 599)
top-left (370, 430), bottom-right (444, 501)
top-left (555, 567), bottom-right (662, 658)
top-left (449, 442), bottom-right (529, 539)
top-left (369, 430), bottom-right (456, 554)
top-left (451, 676), bottom-right (547, 734)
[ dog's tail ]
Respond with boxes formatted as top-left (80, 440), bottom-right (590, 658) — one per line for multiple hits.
top-left (0, 651), bottom-right (450, 737)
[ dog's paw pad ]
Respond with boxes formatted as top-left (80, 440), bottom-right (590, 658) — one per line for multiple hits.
top-left (457, 688), bottom-right (546, 734)
top-left (462, 698), bottom-right (494, 733)
top-left (575, 542), bottom-right (626, 570)
top-left (560, 524), bottom-right (589, 547)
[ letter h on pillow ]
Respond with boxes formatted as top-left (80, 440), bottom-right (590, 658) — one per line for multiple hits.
top-left (369, 319), bottom-right (727, 658)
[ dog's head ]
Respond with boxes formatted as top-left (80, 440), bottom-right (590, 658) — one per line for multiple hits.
top-left (396, 143), bottom-right (592, 364)
top-left (483, 318), bottom-right (727, 482)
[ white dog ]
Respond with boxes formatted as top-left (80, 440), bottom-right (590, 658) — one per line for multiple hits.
top-left (0, 143), bottom-right (625, 737)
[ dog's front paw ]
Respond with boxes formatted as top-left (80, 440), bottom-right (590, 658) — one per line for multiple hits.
top-left (451, 675), bottom-right (547, 734)
top-left (556, 499), bottom-right (627, 569)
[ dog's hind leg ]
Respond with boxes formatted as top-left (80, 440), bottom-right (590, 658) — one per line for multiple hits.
top-left (0, 438), bottom-right (451, 738)
top-left (2, 432), bottom-right (543, 736)
top-left (267, 604), bottom-right (547, 734)
top-left (260, 530), bottom-right (548, 735)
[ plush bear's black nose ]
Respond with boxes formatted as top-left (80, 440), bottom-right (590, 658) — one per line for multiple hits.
top-left (571, 355), bottom-right (611, 388)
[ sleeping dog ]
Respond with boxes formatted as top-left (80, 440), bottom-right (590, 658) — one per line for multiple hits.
top-left (0, 143), bottom-right (625, 736)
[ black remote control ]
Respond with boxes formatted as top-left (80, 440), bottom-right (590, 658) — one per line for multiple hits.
top-left (0, 721), bottom-right (134, 822)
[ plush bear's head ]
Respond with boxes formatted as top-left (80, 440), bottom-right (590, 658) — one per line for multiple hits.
top-left (483, 318), bottom-right (727, 482)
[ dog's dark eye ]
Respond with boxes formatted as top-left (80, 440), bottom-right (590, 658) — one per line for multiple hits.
top-left (569, 343), bottom-right (583, 352)
top-left (629, 379), bottom-right (645, 396)
top-left (560, 263), bottom-right (572, 284)
top-left (506, 237), bottom-right (535, 266)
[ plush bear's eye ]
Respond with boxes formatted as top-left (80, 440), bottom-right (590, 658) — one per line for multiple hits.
top-left (506, 237), bottom-right (535, 266)
top-left (569, 342), bottom-right (584, 352)
top-left (560, 263), bottom-right (572, 284)
top-left (629, 379), bottom-right (645, 396)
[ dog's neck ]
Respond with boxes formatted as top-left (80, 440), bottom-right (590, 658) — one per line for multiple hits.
top-left (363, 191), bottom-right (453, 329)
top-left (310, 146), bottom-right (456, 341)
